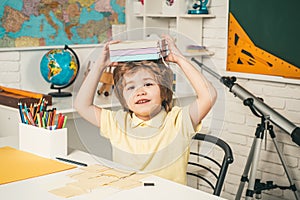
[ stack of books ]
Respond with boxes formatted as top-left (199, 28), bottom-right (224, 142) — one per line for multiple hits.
top-left (109, 39), bottom-right (168, 62)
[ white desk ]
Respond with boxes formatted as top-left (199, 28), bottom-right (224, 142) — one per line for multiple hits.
top-left (0, 137), bottom-right (226, 200)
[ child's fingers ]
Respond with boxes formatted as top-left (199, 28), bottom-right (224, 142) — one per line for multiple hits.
top-left (108, 40), bottom-right (121, 45)
top-left (162, 34), bottom-right (175, 43)
top-left (103, 40), bottom-right (121, 51)
top-left (111, 62), bottom-right (119, 66)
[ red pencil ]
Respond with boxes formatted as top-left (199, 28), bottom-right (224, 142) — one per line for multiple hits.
top-left (56, 113), bottom-right (64, 129)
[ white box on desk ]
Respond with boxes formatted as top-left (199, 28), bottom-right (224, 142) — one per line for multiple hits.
top-left (19, 123), bottom-right (67, 159)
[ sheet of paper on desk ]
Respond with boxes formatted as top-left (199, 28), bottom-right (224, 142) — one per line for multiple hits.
top-left (0, 146), bottom-right (76, 185)
top-left (50, 185), bottom-right (87, 198)
top-left (109, 178), bottom-right (142, 190)
top-left (49, 164), bottom-right (149, 198)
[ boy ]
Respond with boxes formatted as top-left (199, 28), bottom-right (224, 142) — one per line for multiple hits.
top-left (74, 35), bottom-right (217, 184)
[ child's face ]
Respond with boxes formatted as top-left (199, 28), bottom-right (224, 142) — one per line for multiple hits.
top-left (123, 69), bottom-right (162, 120)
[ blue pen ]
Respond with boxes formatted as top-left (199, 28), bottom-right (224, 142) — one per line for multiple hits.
top-left (39, 98), bottom-right (44, 111)
top-left (45, 111), bottom-right (48, 125)
top-left (23, 103), bottom-right (29, 124)
top-left (24, 103), bottom-right (28, 121)
top-left (18, 102), bottom-right (25, 123)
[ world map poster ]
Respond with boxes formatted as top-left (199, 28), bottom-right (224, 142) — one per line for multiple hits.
top-left (0, 0), bottom-right (125, 48)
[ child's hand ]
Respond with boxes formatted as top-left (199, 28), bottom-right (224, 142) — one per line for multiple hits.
top-left (162, 34), bottom-right (185, 63)
top-left (100, 40), bottom-right (120, 67)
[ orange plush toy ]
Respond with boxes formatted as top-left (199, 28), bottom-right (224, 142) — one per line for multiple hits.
top-left (97, 66), bottom-right (114, 96)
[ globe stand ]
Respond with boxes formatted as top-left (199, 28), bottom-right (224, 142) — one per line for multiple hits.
top-left (48, 91), bottom-right (72, 97)
top-left (48, 84), bottom-right (72, 97)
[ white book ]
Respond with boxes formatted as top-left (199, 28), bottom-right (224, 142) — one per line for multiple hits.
top-left (109, 39), bottom-right (168, 62)
top-left (109, 39), bottom-right (166, 51)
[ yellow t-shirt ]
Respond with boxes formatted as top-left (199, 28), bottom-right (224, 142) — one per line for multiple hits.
top-left (100, 106), bottom-right (201, 184)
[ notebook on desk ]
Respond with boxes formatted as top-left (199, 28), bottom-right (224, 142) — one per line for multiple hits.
top-left (0, 146), bottom-right (75, 185)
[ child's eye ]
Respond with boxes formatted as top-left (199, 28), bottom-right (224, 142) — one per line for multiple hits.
top-left (144, 83), bottom-right (154, 87)
top-left (126, 86), bottom-right (135, 90)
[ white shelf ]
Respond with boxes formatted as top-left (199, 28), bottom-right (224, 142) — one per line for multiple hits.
top-left (126, 0), bottom-right (215, 51)
top-left (146, 14), bottom-right (177, 18)
top-left (179, 14), bottom-right (215, 18)
top-left (125, 0), bottom-right (215, 94)
top-left (143, 14), bottom-right (216, 19)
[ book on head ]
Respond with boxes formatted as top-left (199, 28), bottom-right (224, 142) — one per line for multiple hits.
top-left (109, 39), bottom-right (168, 62)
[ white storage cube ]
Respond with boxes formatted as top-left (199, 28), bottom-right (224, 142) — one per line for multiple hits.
top-left (19, 123), bottom-right (67, 159)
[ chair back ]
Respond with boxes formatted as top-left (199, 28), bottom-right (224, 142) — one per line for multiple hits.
top-left (187, 133), bottom-right (234, 196)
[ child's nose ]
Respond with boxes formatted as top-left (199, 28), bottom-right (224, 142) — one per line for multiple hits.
top-left (136, 86), bottom-right (146, 96)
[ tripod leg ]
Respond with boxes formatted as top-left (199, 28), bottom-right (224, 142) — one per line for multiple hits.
top-left (245, 136), bottom-right (263, 200)
top-left (235, 137), bottom-right (257, 200)
top-left (270, 126), bottom-right (299, 200)
top-left (236, 122), bottom-right (265, 200)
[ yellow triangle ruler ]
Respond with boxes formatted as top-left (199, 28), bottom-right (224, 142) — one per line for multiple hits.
top-left (227, 13), bottom-right (300, 79)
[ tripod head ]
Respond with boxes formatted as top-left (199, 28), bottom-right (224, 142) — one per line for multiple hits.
top-left (191, 57), bottom-right (300, 146)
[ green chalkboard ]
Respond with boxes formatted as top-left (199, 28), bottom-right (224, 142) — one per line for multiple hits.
top-left (229, 0), bottom-right (300, 69)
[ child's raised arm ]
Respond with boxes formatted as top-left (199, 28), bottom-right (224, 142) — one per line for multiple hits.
top-left (74, 42), bottom-right (115, 127)
top-left (163, 35), bottom-right (217, 128)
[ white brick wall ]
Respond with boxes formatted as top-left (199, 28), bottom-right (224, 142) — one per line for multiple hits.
top-left (0, 51), bottom-right (21, 87)
top-left (0, 51), bottom-right (20, 61)
top-left (199, 1), bottom-right (300, 199)
top-left (0, 1), bottom-right (299, 199)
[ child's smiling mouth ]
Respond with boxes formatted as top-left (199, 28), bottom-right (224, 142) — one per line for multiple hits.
top-left (135, 99), bottom-right (150, 104)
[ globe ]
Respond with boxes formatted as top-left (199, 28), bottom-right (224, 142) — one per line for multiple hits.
top-left (40, 45), bottom-right (80, 97)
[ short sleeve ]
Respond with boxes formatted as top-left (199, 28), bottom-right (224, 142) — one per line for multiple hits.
top-left (181, 105), bottom-right (202, 136)
top-left (100, 108), bottom-right (113, 139)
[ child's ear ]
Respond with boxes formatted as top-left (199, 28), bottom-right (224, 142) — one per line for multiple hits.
top-left (162, 100), bottom-right (167, 107)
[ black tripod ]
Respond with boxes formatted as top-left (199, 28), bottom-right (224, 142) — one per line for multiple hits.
top-left (235, 98), bottom-right (299, 200)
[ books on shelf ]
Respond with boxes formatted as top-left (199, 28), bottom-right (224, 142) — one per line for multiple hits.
top-left (184, 45), bottom-right (214, 56)
top-left (109, 39), bottom-right (168, 62)
top-left (186, 45), bottom-right (207, 53)
top-left (0, 86), bottom-right (52, 109)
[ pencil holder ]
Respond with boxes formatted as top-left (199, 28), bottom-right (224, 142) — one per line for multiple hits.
top-left (19, 123), bottom-right (67, 158)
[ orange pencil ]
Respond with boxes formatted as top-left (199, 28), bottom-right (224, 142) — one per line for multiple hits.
top-left (36, 113), bottom-right (42, 128)
top-left (27, 111), bottom-right (35, 125)
top-left (29, 103), bottom-right (33, 115)
top-left (47, 111), bottom-right (52, 127)
top-left (22, 111), bottom-right (29, 125)
top-left (51, 108), bottom-right (56, 126)
top-left (35, 98), bottom-right (43, 121)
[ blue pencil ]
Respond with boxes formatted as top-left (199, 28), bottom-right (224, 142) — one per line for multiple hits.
top-left (23, 103), bottom-right (29, 124)
top-left (18, 102), bottom-right (25, 124)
